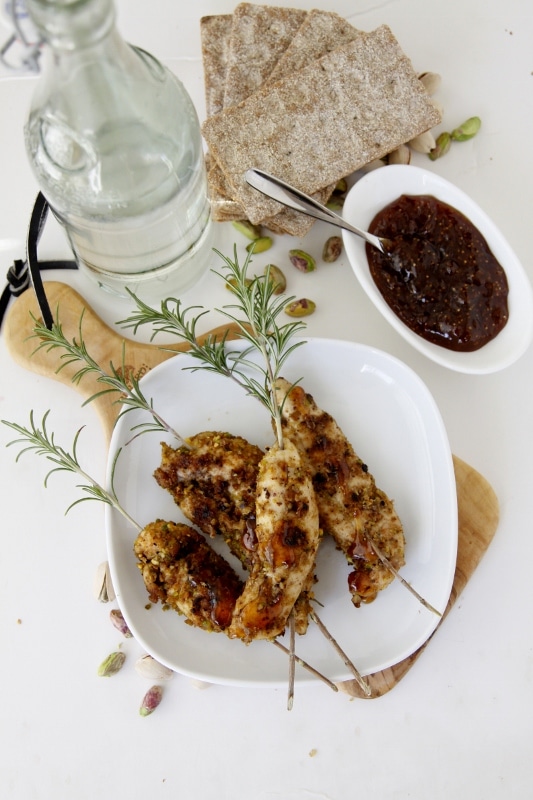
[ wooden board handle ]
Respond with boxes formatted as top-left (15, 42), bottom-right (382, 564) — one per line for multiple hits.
top-left (4, 282), bottom-right (241, 442)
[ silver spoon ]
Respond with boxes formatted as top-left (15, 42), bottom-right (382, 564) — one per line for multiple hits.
top-left (244, 168), bottom-right (392, 254)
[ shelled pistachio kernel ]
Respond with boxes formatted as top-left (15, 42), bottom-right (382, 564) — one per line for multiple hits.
top-left (264, 264), bottom-right (286, 294)
top-left (289, 249), bottom-right (316, 272)
top-left (285, 298), bottom-right (316, 317)
top-left (109, 608), bottom-right (132, 638)
top-left (226, 276), bottom-right (252, 291)
top-left (429, 131), bottom-right (452, 161)
top-left (231, 219), bottom-right (262, 240)
top-left (451, 116), bottom-right (481, 142)
top-left (139, 685), bottom-right (163, 716)
top-left (246, 236), bottom-right (272, 254)
top-left (322, 236), bottom-right (343, 263)
top-left (97, 651), bottom-right (126, 677)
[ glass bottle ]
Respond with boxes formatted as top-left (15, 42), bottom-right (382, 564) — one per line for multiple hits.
top-left (24, 0), bottom-right (213, 301)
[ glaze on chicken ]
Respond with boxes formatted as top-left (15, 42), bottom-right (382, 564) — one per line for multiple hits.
top-left (274, 378), bottom-right (406, 606)
top-left (228, 439), bottom-right (321, 643)
top-left (134, 520), bottom-right (243, 632)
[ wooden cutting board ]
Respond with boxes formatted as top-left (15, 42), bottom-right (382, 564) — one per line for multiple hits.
top-left (4, 282), bottom-right (500, 697)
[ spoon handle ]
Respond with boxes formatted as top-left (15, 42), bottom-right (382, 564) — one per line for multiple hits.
top-left (245, 168), bottom-right (386, 253)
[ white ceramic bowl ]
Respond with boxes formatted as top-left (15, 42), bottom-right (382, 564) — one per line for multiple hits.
top-left (342, 165), bottom-right (533, 373)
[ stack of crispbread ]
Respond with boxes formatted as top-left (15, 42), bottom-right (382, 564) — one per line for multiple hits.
top-left (200, 4), bottom-right (441, 236)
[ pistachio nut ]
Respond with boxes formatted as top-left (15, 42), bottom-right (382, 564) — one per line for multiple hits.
top-left (93, 561), bottom-right (115, 603)
top-left (429, 131), bottom-right (452, 161)
top-left (284, 298), bottom-right (316, 317)
top-left (225, 276), bottom-right (252, 291)
top-left (289, 249), bottom-right (316, 273)
top-left (334, 178), bottom-right (348, 194)
top-left (109, 608), bottom-right (133, 638)
top-left (451, 116), bottom-right (481, 142)
top-left (97, 651), bottom-right (126, 677)
top-left (139, 685), bottom-right (163, 717)
top-left (387, 144), bottom-right (411, 165)
top-left (246, 236), bottom-right (273, 254)
top-left (135, 654), bottom-right (174, 681)
top-left (264, 264), bottom-right (287, 294)
top-left (408, 131), bottom-right (437, 154)
top-left (231, 219), bottom-right (262, 240)
top-left (418, 71), bottom-right (442, 95)
top-left (326, 197), bottom-right (344, 212)
top-left (322, 236), bottom-right (343, 263)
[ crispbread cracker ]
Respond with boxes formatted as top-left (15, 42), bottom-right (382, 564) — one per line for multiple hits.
top-left (202, 25), bottom-right (442, 225)
top-left (223, 3), bottom-right (307, 108)
top-left (200, 14), bottom-right (233, 117)
top-left (267, 9), bottom-right (361, 82)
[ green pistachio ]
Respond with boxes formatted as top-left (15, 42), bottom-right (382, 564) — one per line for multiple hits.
top-left (326, 197), bottom-right (344, 211)
top-left (322, 236), bottom-right (343, 263)
top-left (264, 264), bottom-right (287, 294)
top-left (289, 249), bottom-right (316, 273)
top-left (334, 178), bottom-right (348, 194)
top-left (97, 651), bottom-right (126, 677)
top-left (284, 298), bottom-right (316, 317)
top-left (429, 131), bottom-right (452, 161)
top-left (246, 236), bottom-right (273, 254)
top-left (451, 116), bottom-right (481, 142)
top-left (231, 219), bottom-right (262, 240)
top-left (225, 277), bottom-right (252, 291)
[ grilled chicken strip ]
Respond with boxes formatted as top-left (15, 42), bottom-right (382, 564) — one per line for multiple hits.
top-left (154, 431), bottom-right (315, 634)
top-left (154, 431), bottom-right (263, 571)
top-left (274, 378), bottom-right (405, 606)
top-left (134, 520), bottom-right (243, 633)
top-left (228, 439), bottom-right (321, 643)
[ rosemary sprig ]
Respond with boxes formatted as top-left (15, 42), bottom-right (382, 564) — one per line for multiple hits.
top-left (30, 310), bottom-right (186, 445)
top-left (1, 410), bottom-right (140, 530)
top-left (118, 246), bottom-right (307, 448)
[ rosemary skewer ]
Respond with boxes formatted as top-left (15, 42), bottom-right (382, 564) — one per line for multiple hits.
top-left (0, 411), bottom-right (336, 695)
top-left (30, 310), bottom-right (187, 445)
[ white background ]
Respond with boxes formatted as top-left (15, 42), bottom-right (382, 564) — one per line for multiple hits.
top-left (0, 1), bottom-right (532, 798)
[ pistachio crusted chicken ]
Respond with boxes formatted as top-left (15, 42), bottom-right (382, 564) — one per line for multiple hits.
top-left (274, 378), bottom-right (406, 606)
top-left (154, 431), bottom-right (316, 636)
top-left (134, 521), bottom-right (243, 633)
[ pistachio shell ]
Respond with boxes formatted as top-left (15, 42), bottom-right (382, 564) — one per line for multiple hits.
top-left (408, 131), bottom-right (437, 154)
top-left (93, 561), bottom-right (115, 603)
top-left (418, 71), bottom-right (442, 95)
top-left (387, 144), bottom-right (411, 165)
top-left (135, 654), bottom-right (174, 681)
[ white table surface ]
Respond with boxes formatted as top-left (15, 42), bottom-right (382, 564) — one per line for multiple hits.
top-left (1, 1), bottom-right (532, 798)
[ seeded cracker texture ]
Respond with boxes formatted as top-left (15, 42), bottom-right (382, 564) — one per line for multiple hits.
top-left (202, 25), bottom-right (442, 226)
top-left (267, 8), bottom-right (362, 82)
top-left (200, 15), bottom-right (233, 117)
top-left (223, 4), bottom-right (308, 108)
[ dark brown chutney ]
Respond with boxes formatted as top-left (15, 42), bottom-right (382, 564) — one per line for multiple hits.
top-left (365, 194), bottom-right (509, 351)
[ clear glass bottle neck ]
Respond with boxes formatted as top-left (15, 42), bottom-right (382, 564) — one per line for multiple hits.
top-left (25, 0), bottom-right (116, 50)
